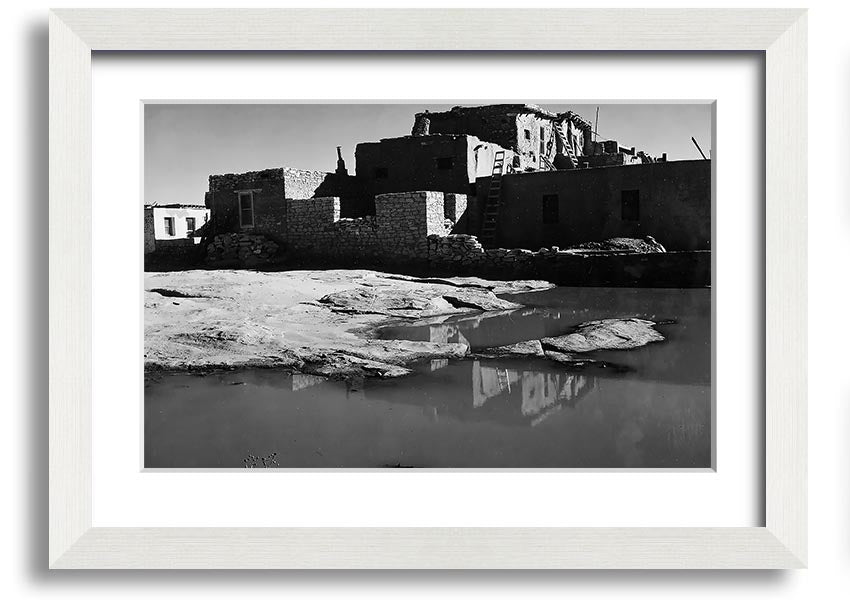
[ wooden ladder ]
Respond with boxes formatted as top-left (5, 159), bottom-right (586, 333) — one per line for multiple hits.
top-left (479, 150), bottom-right (506, 248)
top-left (556, 122), bottom-right (579, 168)
top-left (540, 154), bottom-right (555, 171)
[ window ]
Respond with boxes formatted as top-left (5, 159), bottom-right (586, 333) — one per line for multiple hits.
top-left (238, 191), bottom-right (254, 228)
top-left (374, 167), bottom-right (389, 179)
top-left (542, 194), bottom-right (559, 224)
top-left (163, 216), bottom-right (175, 236)
top-left (185, 217), bottom-right (196, 236)
top-left (436, 157), bottom-right (454, 170)
top-left (621, 189), bottom-right (640, 221)
top-left (523, 129), bottom-right (531, 140)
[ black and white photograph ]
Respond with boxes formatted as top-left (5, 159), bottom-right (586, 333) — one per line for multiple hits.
top-left (143, 102), bottom-right (712, 469)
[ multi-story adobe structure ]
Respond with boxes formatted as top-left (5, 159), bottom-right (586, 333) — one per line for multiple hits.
top-left (202, 104), bottom-right (709, 263)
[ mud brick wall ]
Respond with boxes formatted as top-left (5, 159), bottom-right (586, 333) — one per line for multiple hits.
top-left (422, 106), bottom-right (560, 172)
top-left (473, 160), bottom-right (710, 251)
top-left (424, 105), bottom-right (523, 151)
top-left (514, 112), bottom-right (553, 171)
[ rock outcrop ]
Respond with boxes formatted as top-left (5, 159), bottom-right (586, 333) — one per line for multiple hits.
top-left (476, 340), bottom-right (546, 359)
top-left (145, 269), bottom-right (550, 378)
top-left (541, 318), bottom-right (664, 353)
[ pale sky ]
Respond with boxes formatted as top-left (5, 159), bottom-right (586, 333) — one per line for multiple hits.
top-left (144, 103), bottom-right (712, 207)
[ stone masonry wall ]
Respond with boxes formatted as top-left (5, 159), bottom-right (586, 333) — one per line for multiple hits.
top-left (206, 233), bottom-right (280, 266)
top-left (285, 197), bottom-right (380, 259)
top-left (375, 191), bottom-right (448, 261)
top-left (282, 168), bottom-right (336, 199)
top-left (280, 192), bottom-right (448, 263)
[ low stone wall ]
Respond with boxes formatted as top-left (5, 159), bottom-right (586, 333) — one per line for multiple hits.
top-left (427, 233), bottom-right (710, 287)
top-left (428, 234), bottom-right (560, 270)
top-left (206, 233), bottom-right (280, 266)
top-left (287, 196), bottom-right (382, 259)
top-left (282, 191), bottom-right (448, 265)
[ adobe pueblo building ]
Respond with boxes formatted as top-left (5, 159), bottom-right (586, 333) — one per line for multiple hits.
top-left (199, 104), bottom-right (711, 286)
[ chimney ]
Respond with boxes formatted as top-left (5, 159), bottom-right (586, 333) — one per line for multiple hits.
top-left (335, 146), bottom-right (348, 176)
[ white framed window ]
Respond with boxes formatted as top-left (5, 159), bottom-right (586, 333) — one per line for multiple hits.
top-left (163, 216), bottom-right (175, 236)
top-left (238, 191), bottom-right (254, 228)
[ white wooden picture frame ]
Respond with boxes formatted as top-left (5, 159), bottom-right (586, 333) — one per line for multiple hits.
top-left (49, 8), bottom-right (807, 569)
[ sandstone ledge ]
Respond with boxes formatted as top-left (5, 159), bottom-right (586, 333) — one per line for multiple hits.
top-left (144, 269), bottom-right (553, 379)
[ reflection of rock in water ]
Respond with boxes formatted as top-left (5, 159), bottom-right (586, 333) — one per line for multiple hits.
top-left (471, 360), bottom-right (596, 425)
top-left (291, 373), bottom-right (327, 391)
top-left (346, 377), bottom-right (366, 402)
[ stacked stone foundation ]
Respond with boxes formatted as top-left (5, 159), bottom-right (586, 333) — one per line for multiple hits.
top-left (206, 233), bottom-right (281, 266)
top-left (200, 190), bottom-right (709, 286)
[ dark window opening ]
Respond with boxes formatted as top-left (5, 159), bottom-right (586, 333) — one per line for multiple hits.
top-left (542, 194), bottom-right (559, 224)
top-left (239, 191), bottom-right (254, 228)
top-left (374, 167), bottom-right (389, 179)
top-left (621, 189), bottom-right (640, 221)
top-left (523, 129), bottom-right (531, 140)
top-left (436, 157), bottom-right (454, 170)
top-left (163, 217), bottom-right (175, 236)
top-left (185, 217), bottom-right (196, 236)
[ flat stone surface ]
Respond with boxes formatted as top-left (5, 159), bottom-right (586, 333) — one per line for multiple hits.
top-left (477, 340), bottom-right (545, 358)
top-left (543, 350), bottom-right (601, 366)
top-left (379, 274), bottom-right (554, 295)
top-left (144, 269), bottom-right (538, 378)
top-left (541, 318), bottom-right (665, 353)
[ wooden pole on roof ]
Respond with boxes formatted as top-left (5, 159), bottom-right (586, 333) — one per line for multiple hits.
top-left (594, 106), bottom-right (599, 142)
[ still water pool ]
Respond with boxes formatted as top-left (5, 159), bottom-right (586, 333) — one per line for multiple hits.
top-left (145, 287), bottom-right (711, 468)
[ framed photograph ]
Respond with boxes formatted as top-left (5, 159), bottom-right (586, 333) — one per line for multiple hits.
top-left (49, 9), bottom-right (807, 568)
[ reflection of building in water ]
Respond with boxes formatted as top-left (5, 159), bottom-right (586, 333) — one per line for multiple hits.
top-left (472, 362), bottom-right (520, 407)
top-left (427, 322), bottom-right (470, 346)
top-left (430, 358), bottom-right (449, 372)
top-left (471, 360), bottom-right (596, 426)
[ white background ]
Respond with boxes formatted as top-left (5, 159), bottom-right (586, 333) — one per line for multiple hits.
top-left (3, 0), bottom-right (847, 597)
top-left (91, 55), bottom-right (754, 529)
